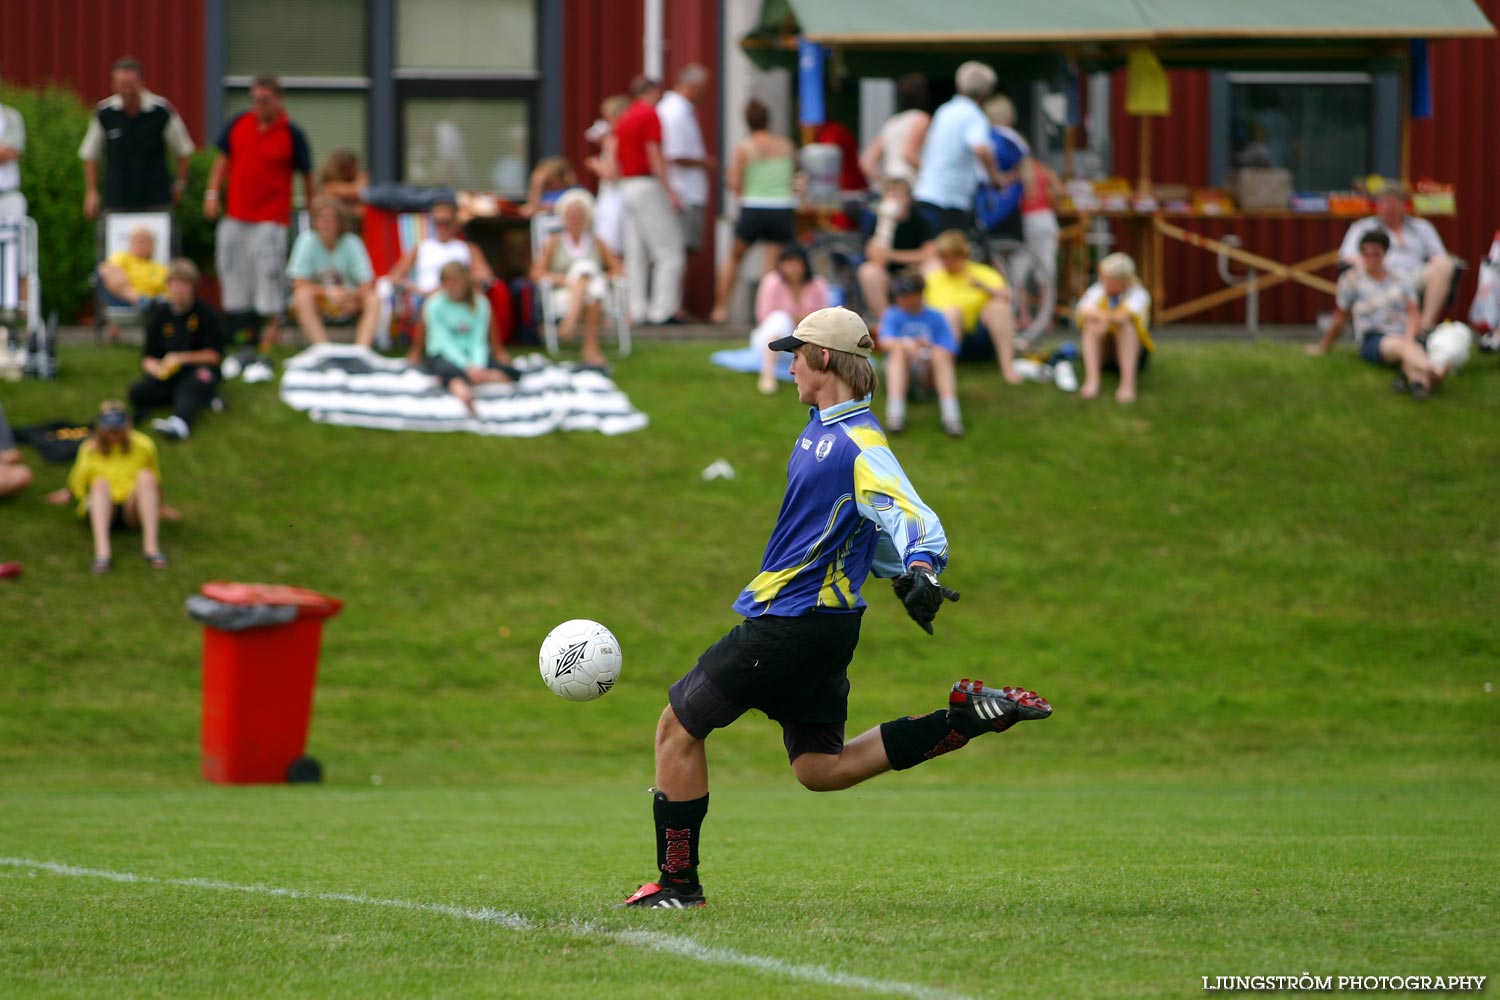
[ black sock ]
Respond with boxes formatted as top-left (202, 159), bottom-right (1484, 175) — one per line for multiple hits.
top-left (880, 710), bottom-right (971, 771)
top-left (654, 790), bottom-right (708, 890)
top-left (224, 311), bottom-right (261, 350)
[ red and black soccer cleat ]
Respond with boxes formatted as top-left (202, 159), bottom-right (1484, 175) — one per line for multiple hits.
top-left (619, 881), bottom-right (707, 909)
top-left (948, 678), bottom-right (1052, 733)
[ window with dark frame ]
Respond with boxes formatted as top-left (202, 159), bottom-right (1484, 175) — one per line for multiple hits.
top-left (1227, 73), bottom-right (1374, 192)
top-left (219, 0), bottom-right (540, 197)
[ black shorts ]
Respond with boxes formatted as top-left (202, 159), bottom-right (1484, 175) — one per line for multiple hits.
top-left (78, 503), bottom-right (129, 531)
top-left (424, 356), bottom-right (520, 385)
top-left (669, 611), bottom-right (863, 761)
top-left (914, 201), bottom-right (975, 237)
top-left (1104, 345), bottom-right (1152, 373)
top-left (734, 207), bottom-right (796, 246)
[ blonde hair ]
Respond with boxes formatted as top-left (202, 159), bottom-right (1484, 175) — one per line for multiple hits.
top-left (934, 229), bottom-right (971, 258)
top-left (317, 148), bottom-right (359, 186)
top-left (600, 94), bottom-right (630, 122)
top-left (167, 257), bottom-right (199, 284)
top-left (798, 344), bottom-right (878, 399)
top-left (984, 95), bottom-right (1015, 127)
top-left (1098, 252), bottom-right (1139, 283)
top-left (309, 195), bottom-right (346, 228)
top-left (555, 188), bottom-right (595, 226)
top-left (438, 260), bottom-right (476, 306)
top-left (535, 156), bottom-right (577, 189)
top-left (128, 226), bottom-right (156, 248)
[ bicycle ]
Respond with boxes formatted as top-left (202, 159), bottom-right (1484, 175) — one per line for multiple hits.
top-left (972, 235), bottom-right (1055, 351)
top-left (804, 207), bottom-right (1056, 350)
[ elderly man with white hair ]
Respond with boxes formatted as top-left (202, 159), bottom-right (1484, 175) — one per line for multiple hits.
top-left (530, 188), bottom-right (622, 369)
top-left (1337, 183), bottom-right (1454, 334)
top-left (912, 61), bottom-right (1009, 235)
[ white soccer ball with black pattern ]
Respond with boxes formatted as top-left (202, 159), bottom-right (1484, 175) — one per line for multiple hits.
top-left (538, 619), bottom-right (622, 701)
top-left (1427, 321), bottom-right (1473, 376)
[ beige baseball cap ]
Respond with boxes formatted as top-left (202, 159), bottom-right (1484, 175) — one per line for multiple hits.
top-left (768, 307), bottom-right (875, 358)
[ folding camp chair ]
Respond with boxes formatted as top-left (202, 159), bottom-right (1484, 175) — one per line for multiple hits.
top-left (531, 211), bottom-right (631, 358)
top-left (93, 211), bottom-right (173, 344)
top-left (0, 215), bottom-right (54, 378)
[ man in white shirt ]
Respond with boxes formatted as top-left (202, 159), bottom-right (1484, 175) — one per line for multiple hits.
top-left (656, 64), bottom-right (714, 264)
top-left (913, 62), bottom-right (1007, 235)
top-left (1338, 184), bottom-right (1454, 332)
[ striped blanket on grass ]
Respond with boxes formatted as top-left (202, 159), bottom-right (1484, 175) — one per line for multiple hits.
top-left (278, 345), bottom-right (648, 437)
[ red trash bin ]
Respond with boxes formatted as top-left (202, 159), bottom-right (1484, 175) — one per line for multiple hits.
top-left (196, 581), bottom-right (343, 784)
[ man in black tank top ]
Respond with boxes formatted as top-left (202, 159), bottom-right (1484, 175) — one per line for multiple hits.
top-left (79, 57), bottom-right (196, 218)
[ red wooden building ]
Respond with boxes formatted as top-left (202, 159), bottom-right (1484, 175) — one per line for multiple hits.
top-left (7, 0), bottom-right (1498, 325)
top-left (1107, 0), bottom-right (1500, 323)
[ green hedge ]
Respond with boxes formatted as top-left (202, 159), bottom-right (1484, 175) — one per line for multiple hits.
top-left (0, 83), bottom-right (218, 322)
top-left (0, 83), bottom-right (93, 322)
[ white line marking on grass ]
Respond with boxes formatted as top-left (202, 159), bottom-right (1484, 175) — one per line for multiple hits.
top-left (1, 857), bottom-right (976, 1000)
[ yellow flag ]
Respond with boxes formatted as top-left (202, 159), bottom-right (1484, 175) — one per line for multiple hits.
top-left (1125, 48), bottom-right (1170, 116)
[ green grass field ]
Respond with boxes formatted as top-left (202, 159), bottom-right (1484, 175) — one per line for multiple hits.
top-left (1, 338), bottom-right (1496, 998)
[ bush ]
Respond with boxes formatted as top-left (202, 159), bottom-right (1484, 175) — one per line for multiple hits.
top-left (176, 149), bottom-right (219, 279)
top-left (0, 85), bottom-right (220, 322)
top-left (0, 83), bottom-right (94, 322)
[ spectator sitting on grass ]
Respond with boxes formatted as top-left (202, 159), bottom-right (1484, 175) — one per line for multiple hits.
top-left (529, 188), bottom-right (620, 369)
top-left (1338, 183), bottom-right (1453, 334)
top-left (46, 401), bottom-right (176, 573)
top-left (1308, 229), bottom-right (1440, 400)
top-left (97, 226), bottom-right (167, 311)
top-left (127, 258), bottom-right (225, 441)
top-left (922, 228), bottom-right (1017, 381)
top-left (879, 271), bottom-right (964, 437)
top-left (387, 198), bottom-right (498, 301)
top-left (0, 402), bottom-right (34, 499)
top-left (409, 262), bottom-right (518, 417)
top-left (1075, 252), bottom-right (1154, 403)
top-left (747, 245), bottom-right (829, 395)
top-left (287, 196), bottom-right (379, 347)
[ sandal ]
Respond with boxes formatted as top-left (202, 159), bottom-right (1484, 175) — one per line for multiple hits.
top-left (91, 556), bottom-right (112, 574)
top-left (144, 551), bottom-right (169, 570)
top-left (1408, 380), bottom-right (1430, 402)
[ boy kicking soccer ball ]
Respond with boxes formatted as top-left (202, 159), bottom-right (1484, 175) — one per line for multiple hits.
top-left (621, 307), bottom-right (1051, 909)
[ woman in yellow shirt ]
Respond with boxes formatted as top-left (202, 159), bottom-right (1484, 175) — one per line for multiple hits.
top-left (922, 229), bottom-right (1020, 383)
top-left (46, 402), bottom-right (170, 573)
top-left (97, 227), bottom-right (168, 308)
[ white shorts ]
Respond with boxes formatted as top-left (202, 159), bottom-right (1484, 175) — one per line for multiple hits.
top-left (216, 218), bottom-right (288, 316)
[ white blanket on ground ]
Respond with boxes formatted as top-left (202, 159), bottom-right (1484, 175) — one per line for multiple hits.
top-left (278, 345), bottom-right (649, 437)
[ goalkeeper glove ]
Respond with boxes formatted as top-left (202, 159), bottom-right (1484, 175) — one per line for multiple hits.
top-left (893, 567), bottom-right (960, 635)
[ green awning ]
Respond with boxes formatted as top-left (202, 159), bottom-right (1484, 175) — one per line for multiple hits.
top-left (778, 0), bottom-right (1494, 45)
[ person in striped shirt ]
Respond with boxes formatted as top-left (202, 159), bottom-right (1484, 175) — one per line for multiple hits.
top-left (621, 307), bottom-right (1052, 909)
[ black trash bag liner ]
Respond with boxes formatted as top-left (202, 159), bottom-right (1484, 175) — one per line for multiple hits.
top-left (185, 595), bottom-right (298, 632)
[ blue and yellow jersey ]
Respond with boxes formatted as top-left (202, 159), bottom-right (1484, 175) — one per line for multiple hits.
top-left (733, 396), bottom-right (949, 618)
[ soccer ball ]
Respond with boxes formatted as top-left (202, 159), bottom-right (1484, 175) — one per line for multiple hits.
top-left (538, 619), bottom-right (622, 701)
top-left (1427, 321), bottom-right (1473, 375)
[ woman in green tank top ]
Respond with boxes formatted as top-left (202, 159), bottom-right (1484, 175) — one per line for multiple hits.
top-left (711, 98), bottom-right (801, 324)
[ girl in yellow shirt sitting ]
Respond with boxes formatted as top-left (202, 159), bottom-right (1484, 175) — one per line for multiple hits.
top-left (46, 402), bottom-right (172, 573)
